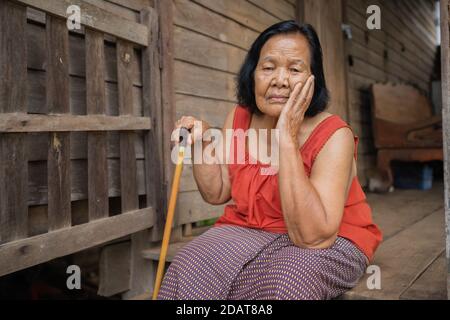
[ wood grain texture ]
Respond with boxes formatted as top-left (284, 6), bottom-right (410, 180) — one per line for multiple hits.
top-left (298, 0), bottom-right (348, 120)
top-left (141, 7), bottom-right (165, 242)
top-left (0, 113), bottom-right (151, 132)
top-left (117, 39), bottom-right (139, 213)
top-left (0, 207), bottom-right (155, 277)
top-left (98, 241), bottom-right (131, 296)
top-left (46, 16), bottom-right (72, 231)
top-left (0, 1), bottom-right (28, 244)
top-left (86, 29), bottom-right (109, 221)
top-left (439, 0), bottom-right (450, 300)
top-left (155, 0), bottom-right (175, 221)
top-left (15, 0), bottom-right (149, 46)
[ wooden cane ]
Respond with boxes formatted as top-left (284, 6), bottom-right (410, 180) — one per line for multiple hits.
top-left (152, 127), bottom-right (190, 300)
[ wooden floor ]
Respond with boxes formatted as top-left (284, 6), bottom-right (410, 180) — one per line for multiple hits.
top-left (341, 180), bottom-right (447, 300)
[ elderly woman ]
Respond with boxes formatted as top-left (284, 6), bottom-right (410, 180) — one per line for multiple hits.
top-left (158, 21), bottom-right (382, 300)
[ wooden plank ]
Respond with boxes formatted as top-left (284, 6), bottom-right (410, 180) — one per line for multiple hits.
top-left (342, 209), bottom-right (445, 300)
top-left (0, 113), bottom-right (151, 132)
top-left (440, 0), bottom-right (450, 300)
top-left (117, 38), bottom-right (149, 299)
top-left (175, 60), bottom-right (236, 102)
top-left (155, 0), bottom-right (176, 224)
top-left (14, 0), bottom-right (149, 46)
top-left (193, 0), bottom-right (278, 33)
top-left (247, 0), bottom-right (296, 21)
top-left (86, 29), bottom-right (109, 221)
top-left (0, 1), bottom-right (28, 244)
top-left (98, 241), bottom-right (131, 296)
top-left (84, 0), bottom-right (140, 22)
top-left (0, 207), bottom-right (155, 277)
top-left (117, 37), bottom-right (144, 299)
top-left (117, 39), bottom-right (139, 212)
top-left (107, 0), bottom-right (153, 12)
top-left (366, 183), bottom-right (444, 241)
top-left (173, 26), bottom-right (246, 74)
top-left (175, 94), bottom-right (235, 129)
top-left (141, 8), bottom-right (165, 242)
top-left (46, 16), bottom-right (72, 231)
top-left (173, 0), bottom-right (259, 50)
top-left (400, 251), bottom-right (447, 300)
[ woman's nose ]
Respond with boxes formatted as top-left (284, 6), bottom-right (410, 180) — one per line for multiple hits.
top-left (272, 68), bottom-right (289, 87)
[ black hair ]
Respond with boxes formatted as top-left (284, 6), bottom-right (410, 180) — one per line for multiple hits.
top-left (236, 20), bottom-right (329, 117)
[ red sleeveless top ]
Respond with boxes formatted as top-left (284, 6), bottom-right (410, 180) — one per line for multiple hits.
top-left (214, 105), bottom-right (382, 262)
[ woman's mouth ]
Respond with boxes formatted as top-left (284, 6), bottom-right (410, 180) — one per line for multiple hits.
top-left (268, 96), bottom-right (288, 103)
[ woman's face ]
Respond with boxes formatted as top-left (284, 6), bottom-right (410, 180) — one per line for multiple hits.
top-left (254, 33), bottom-right (312, 117)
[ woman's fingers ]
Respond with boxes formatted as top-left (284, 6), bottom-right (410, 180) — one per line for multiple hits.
top-left (293, 75), bottom-right (314, 114)
top-left (173, 116), bottom-right (210, 147)
top-left (305, 78), bottom-right (315, 107)
top-left (280, 80), bottom-right (303, 116)
top-left (175, 116), bottom-right (196, 130)
top-left (173, 116), bottom-right (196, 146)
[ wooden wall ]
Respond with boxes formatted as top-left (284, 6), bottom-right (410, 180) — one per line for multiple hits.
top-left (344, 0), bottom-right (438, 186)
top-left (172, 0), bottom-right (297, 225)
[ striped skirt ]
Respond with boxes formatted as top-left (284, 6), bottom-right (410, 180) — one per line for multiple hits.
top-left (157, 225), bottom-right (369, 300)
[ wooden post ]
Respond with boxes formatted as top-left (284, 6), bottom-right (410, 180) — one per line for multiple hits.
top-left (154, 0), bottom-right (176, 221)
top-left (154, 0), bottom-right (183, 242)
top-left (85, 29), bottom-right (109, 221)
top-left (439, 0), bottom-right (450, 300)
top-left (140, 7), bottom-right (165, 243)
top-left (296, 0), bottom-right (349, 121)
top-left (0, 1), bottom-right (28, 243)
top-left (46, 15), bottom-right (72, 231)
top-left (116, 38), bottom-right (153, 299)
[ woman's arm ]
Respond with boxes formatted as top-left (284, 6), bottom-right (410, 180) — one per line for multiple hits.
top-left (276, 76), bottom-right (355, 249)
top-left (176, 107), bottom-right (235, 205)
top-left (278, 127), bottom-right (355, 249)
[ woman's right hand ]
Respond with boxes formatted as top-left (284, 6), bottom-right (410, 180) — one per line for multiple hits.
top-left (173, 116), bottom-right (211, 147)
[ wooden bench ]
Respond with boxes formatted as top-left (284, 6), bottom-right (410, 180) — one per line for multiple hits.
top-left (371, 83), bottom-right (443, 188)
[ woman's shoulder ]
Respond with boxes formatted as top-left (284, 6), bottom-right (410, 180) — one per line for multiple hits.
top-left (300, 112), bottom-right (355, 151)
top-left (309, 112), bottom-right (353, 134)
top-left (223, 104), bottom-right (251, 130)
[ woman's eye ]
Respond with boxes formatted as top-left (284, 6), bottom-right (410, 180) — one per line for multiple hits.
top-left (290, 68), bottom-right (300, 72)
top-left (263, 67), bottom-right (273, 71)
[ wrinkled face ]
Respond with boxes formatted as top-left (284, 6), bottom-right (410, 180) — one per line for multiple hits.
top-left (254, 33), bottom-right (312, 117)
